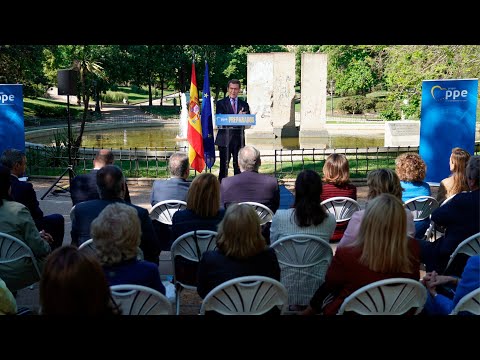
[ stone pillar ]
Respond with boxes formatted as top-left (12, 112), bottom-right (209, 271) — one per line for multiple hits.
top-left (271, 52), bottom-right (298, 138)
top-left (299, 53), bottom-right (328, 138)
top-left (245, 53), bottom-right (275, 139)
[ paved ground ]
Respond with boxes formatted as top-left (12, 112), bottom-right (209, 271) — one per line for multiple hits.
top-left (16, 178), bottom-right (435, 314)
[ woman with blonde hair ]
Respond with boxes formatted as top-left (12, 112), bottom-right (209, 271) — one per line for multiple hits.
top-left (302, 194), bottom-right (420, 315)
top-left (197, 203), bottom-right (280, 300)
top-left (321, 153), bottom-right (357, 242)
top-left (437, 147), bottom-right (471, 204)
top-left (91, 202), bottom-right (165, 295)
top-left (172, 172), bottom-right (225, 240)
top-left (338, 168), bottom-right (415, 248)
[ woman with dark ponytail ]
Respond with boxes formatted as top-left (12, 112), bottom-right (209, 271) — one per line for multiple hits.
top-left (270, 170), bottom-right (336, 244)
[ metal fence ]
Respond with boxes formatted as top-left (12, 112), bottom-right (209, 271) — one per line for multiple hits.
top-left (25, 142), bottom-right (480, 180)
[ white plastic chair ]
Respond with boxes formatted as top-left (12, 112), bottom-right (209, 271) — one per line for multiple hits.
top-left (337, 278), bottom-right (427, 315)
top-left (170, 230), bottom-right (218, 315)
top-left (320, 196), bottom-right (360, 223)
top-left (0, 231), bottom-right (42, 288)
top-left (404, 196), bottom-right (439, 221)
top-left (110, 284), bottom-right (173, 315)
top-left (79, 238), bottom-right (144, 260)
top-left (199, 276), bottom-right (288, 315)
top-left (444, 232), bottom-right (480, 274)
top-left (450, 287), bottom-right (480, 315)
top-left (149, 200), bottom-right (187, 225)
top-left (270, 234), bottom-right (333, 309)
top-left (239, 201), bottom-right (274, 225)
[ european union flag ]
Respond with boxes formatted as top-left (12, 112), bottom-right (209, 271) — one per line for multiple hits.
top-left (201, 60), bottom-right (215, 169)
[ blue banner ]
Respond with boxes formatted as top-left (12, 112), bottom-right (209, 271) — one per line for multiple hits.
top-left (419, 79), bottom-right (478, 184)
top-left (0, 84), bottom-right (24, 157)
top-left (215, 114), bottom-right (256, 126)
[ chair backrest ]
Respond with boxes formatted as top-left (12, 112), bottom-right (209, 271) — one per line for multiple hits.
top-left (170, 230), bottom-right (218, 315)
top-left (149, 200), bottom-right (187, 225)
top-left (444, 232), bottom-right (480, 274)
top-left (69, 205), bottom-right (76, 223)
top-left (238, 201), bottom-right (274, 225)
top-left (110, 284), bottom-right (172, 315)
top-left (337, 278), bottom-right (427, 315)
top-left (450, 287), bottom-right (480, 315)
top-left (320, 196), bottom-right (361, 223)
top-left (270, 234), bottom-right (333, 307)
top-left (404, 196), bottom-right (439, 221)
top-left (199, 275), bottom-right (288, 315)
top-left (0, 231), bottom-right (41, 279)
top-left (79, 238), bottom-right (145, 260)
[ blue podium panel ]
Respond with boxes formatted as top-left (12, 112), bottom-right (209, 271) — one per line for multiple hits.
top-left (419, 79), bottom-right (478, 184)
top-left (0, 84), bottom-right (24, 156)
top-left (215, 114), bottom-right (256, 126)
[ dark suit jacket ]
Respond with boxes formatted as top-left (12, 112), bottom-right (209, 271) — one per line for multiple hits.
top-left (197, 248), bottom-right (280, 299)
top-left (70, 170), bottom-right (131, 206)
top-left (10, 175), bottom-right (43, 220)
top-left (214, 97), bottom-right (250, 147)
top-left (150, 178), bottom-right (190, 206)
top-left (71, 198), bottom-right (160, 264)
top-left (171, 208), bottom-right (225, 241)
top-left (220, 171), bottom-right (280, 213)
top-left (429, 189), bottom-right (480, 272)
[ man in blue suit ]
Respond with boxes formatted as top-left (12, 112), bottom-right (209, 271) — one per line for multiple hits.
top-left (71, 165), bottom-right (161, 264)
top-left (70, 149), bottom-right (131, 206)
top-left (215, 79), bottom-right (250, 183)
top-left (150, 152), bottom-right (190, 206)
top-left (1, 149), bottom-right (64, 250)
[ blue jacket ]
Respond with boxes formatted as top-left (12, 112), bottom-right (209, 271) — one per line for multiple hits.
top-left (425, 255), bottom-right (480, 315)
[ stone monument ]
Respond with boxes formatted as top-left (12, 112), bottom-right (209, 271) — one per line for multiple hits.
top-left (299, 53), bottom-right (328, 138)
top-left (384, 120), bottom-right (420, 147)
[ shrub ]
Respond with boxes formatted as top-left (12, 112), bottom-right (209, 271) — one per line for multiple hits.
top-left (338, 96), bottom-right (369, 114)
top-left (101, 91), bottom-right (129, 103)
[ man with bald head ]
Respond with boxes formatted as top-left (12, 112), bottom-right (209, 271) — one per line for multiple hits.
top-left (70, 149), bottom-right (131, 205)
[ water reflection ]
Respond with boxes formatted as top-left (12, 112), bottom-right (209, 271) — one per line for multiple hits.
top-left (39, 126), bottom-right (384, 149)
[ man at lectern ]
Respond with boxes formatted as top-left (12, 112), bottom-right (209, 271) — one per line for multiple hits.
top-left (215, 79), bottom-right (250, 183)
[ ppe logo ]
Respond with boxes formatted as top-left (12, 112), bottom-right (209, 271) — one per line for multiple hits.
top-left (430, 85), bottom-right (468, 102)
top-left (0, 93), bottom-right (15, 104)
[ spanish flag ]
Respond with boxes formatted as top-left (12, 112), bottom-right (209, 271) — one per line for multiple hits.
top-left (187, 61), bottom-right (205, 173)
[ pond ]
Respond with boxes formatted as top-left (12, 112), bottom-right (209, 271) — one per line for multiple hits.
top-left (34, 125), bottom-right (385, 149)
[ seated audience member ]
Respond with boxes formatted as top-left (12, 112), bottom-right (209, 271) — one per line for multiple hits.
top-left (337, 168), bottom-right (415, 248)
top-left (270, 170), bottom-right (336, 244)
top-left (422, 255), bottom-right (480, 315)
top-left (220, 145), bottom-right (280, 243)
top-left (418, 156), bottom-right (480, 275)
top-left (150, 152), bottom-right (190, 206)
top-left (0, 278), bottom-right (17, 315)
top-left (172, 173), bottom-right (225, 242)
top-left (302, 194), bottom-right (421, 315)
top-left (0, 165), bottom-right (51, 292)
top-left (197, 204), bottom-right (280, 304)
top-left (320, 153), bottom-right (357, 242)
top-left (1, 149), bottom-right (64, 250)
top-left (220, 145), bottom-right (279, 212)
top-left (71, 165), bottom-right (160, 264)
top-left (437, 147), bottom-right (471, 204)
top-left (40, 246), bottom-right (120, 315)
top-left (91, 203), bottom-right (165, 295)
top-left (395, 152), bottom-right (431, 239)
top-left (70, 149), bottom-right (131, 205)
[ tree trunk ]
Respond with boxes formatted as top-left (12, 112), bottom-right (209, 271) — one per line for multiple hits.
top-left (148, 80), bottom-right (152, 106)
top-left (160, 78), bottom-right (164, 106)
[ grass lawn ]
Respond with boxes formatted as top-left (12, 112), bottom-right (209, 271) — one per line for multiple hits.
top-left (113, 86), bottom-right (176, 105)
